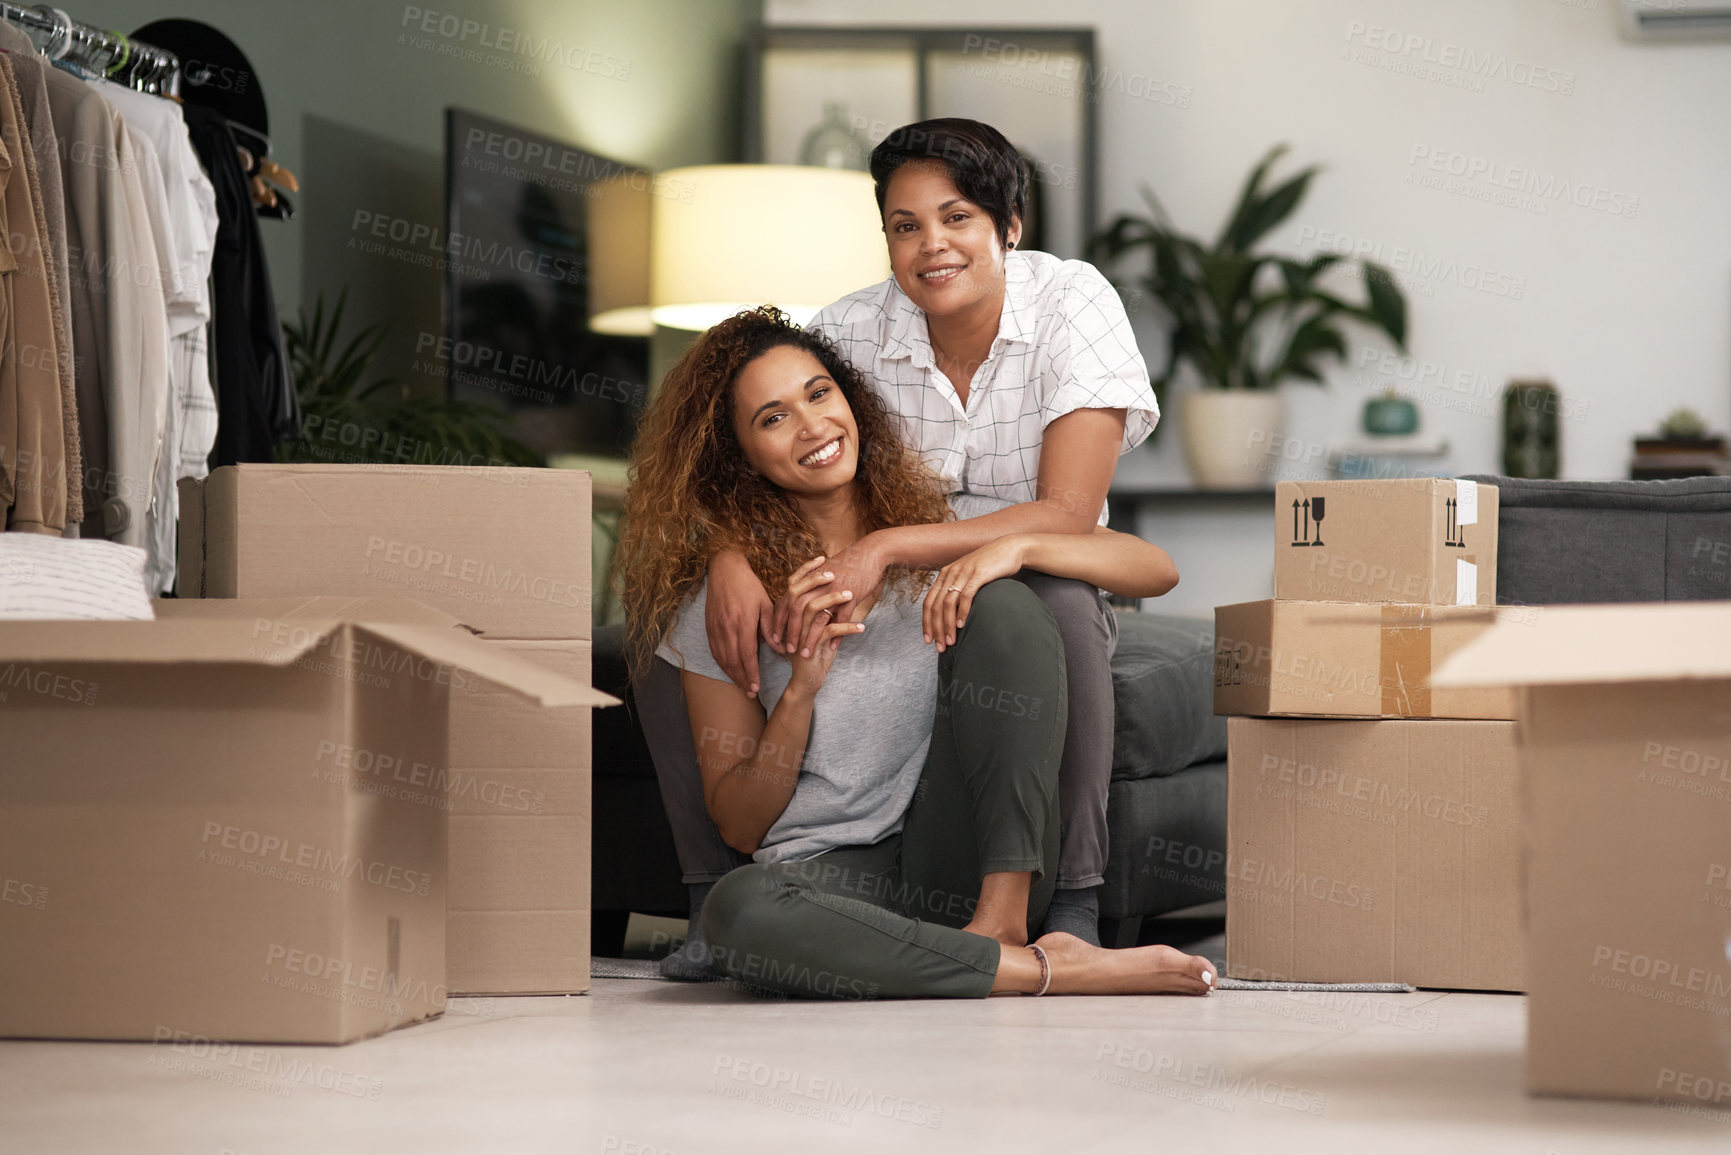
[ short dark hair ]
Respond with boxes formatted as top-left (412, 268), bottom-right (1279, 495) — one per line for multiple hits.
top-left (869, 118), bottom-right (1026, 247)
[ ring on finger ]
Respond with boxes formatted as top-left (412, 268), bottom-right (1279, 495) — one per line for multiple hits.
top-left (947, 585), bottom-right (963, 594)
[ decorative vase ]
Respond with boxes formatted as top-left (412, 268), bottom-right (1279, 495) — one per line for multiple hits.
top-left (1363, 392), bottom-right (1419, 436)
top-left (1180, 390), bottom-right (1286, 490)
top-left (799, 102), bottom-right (871, 171)
top-left (1502, 380), bottom-right (1560, 479)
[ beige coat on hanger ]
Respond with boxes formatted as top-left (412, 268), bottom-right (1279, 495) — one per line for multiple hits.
top-left (42, 64), bottom-right (169, 545)
top-left (0, 52), bottom-right (65, 534)
top-left (0, 21), bottom-right (86, 525)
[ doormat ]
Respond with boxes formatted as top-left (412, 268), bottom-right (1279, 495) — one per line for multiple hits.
top-left (590, 957), bottom-right (663, 980)
top-left (1216, 978), bottom-right (1416, 993)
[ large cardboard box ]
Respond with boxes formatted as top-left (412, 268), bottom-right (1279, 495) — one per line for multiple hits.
top-left (1274, 478), bottom-right (1498, 606)
top-left (1214, 599), bottom-right (1518, 719)
top-left (1435, 603), bottom-right (1731, 1105)
top-left (177, 464), bottom-right (593, 640)
top-left (175, 467), bottom-right (608, 995)
top-left (1226, 716), bottom-right (1523, 992)
top-left (0, 600), bottom-right (609, 1044)
top-left (447, 639), bottom-right (593, 995)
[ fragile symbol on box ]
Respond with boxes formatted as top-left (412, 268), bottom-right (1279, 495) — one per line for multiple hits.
top-left (1444, 499), bottom-right (1468, 549)
top-left (1290, 497), bottom-right (1327, 547)
top-left (1214, 644), bottom-right (1245, 689)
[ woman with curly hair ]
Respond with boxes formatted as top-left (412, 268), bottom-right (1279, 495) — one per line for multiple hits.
top-left (617, 307), bottom-right (1214, 999)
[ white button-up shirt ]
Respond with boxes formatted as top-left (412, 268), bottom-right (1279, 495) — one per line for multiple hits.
top-left (809, 250), bottom-right (1157, 525)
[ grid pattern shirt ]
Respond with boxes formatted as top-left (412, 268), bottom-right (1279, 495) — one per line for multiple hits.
top-left (809, 250), bottom-right (1157, 525)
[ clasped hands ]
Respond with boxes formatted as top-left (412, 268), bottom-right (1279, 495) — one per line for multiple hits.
top-left (706, 536), bottom-right (1031, 699)
top-left (772, 535), bottom-right (1031, 660)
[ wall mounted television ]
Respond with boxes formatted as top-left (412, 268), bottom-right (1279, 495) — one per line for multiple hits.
top-left (442, 108), bottom-right (649, 459)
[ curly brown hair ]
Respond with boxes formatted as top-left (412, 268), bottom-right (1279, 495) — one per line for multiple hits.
top-left (618, 306), bottom-right (952, 679)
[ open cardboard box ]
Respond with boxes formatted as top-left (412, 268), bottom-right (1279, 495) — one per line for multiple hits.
top-left (0, 598), bottom-right (616, 1045)
top-left (1434, 602), bottom-right (1731, 1105)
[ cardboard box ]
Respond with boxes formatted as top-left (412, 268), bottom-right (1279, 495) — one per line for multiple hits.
top-left (0, 600), bottom-right (610, 1044)
top-left (164, 603), bottom-right (610, 996)
top-left (1434, 603), bottom-right (1731, 1105)
top-left (1214, 599), bottom-right (1517, 719)
top-left (177, 464), bottom-right (593, 640)
top-left (1274, 478), bottom-right (1498, 606)
top-left (1226, 716), bottom-right (1523, 992)
top-left (447, 639), bottom-right (593, 995)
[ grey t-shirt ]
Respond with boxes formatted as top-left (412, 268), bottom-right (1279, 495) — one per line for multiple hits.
top-left (658, 575), bottom-right (938, 864)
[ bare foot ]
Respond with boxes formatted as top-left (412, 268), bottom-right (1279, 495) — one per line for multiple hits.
top-left (1033, 931), bottom-right (1214, 996)
top-left (961, 917), bottom-right (1027, 948)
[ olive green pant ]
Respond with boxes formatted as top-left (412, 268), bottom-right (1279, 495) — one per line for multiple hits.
top-left (700, 579), bottom-right (1067, 999)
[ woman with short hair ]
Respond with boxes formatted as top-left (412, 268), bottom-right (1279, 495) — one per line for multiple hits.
top-left (689, 119), bottom-right (1155, 952)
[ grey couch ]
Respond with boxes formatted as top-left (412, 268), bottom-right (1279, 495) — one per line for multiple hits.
top-left (1462, 474), bottom-right (1731, 603)
top-left (590, 608), bottom-right (1232, 952)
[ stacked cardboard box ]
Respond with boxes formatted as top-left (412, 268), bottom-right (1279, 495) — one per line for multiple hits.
top-left (177, 464), bottom-right (609, 996)
top-left (1435, 604), bottom-right (1731, 1106)
top-left (1216, 478), bottom-right (1524, 991)
top-left (0, 597), bottom-right (603, 1043)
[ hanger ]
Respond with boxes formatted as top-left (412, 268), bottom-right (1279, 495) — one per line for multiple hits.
top-left (99, 31), bottom-right (129, 78)
top-left (227, 123), bottom-right (300, 215)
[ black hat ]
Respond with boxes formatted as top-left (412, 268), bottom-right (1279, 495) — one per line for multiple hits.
top-left (130, 19), bottom-right (268, 139)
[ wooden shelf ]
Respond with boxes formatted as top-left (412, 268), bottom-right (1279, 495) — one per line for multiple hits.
top-left (1109, 488), bottom-right (1274, 501)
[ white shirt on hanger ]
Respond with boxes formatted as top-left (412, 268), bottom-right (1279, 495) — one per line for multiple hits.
top-left (98, 82), bottom-right (220, 593)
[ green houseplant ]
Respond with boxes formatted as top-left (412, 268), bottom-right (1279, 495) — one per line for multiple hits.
top-left (279, 289), bottom-right (544, 469)
top-left (1090, 144), bottom-right (1409, 487)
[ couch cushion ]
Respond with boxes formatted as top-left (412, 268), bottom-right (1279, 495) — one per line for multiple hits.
top-left (592, 623), bottom-right (659, 780)
top-left (1463, 475), bottom-right (1731, 604)
top-left (1110, 612), bottom-right (1228, 780)
top-left (1100, 760), bottom-right (1228, 919)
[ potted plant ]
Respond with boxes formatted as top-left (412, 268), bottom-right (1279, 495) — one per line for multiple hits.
top-left (279, 289), bottom-right (543, 469)
top-left (1090, 145), bottom-right (1408, 488)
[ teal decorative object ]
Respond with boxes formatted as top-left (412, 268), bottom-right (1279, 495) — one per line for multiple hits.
top-left (1363, 391), bottom-right (1419, 436)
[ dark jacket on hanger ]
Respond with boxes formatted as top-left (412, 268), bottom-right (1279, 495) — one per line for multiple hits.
top-left (181, 101), bottom-right (295, 466)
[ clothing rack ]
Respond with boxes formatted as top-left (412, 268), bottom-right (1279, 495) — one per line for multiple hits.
top-left (0, 3), bottom-right (178, 94)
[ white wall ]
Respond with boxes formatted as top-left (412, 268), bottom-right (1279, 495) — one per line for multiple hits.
top-left (768, 0), bottom-right (1731, 485)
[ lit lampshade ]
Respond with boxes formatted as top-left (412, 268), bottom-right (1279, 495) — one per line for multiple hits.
top-left (650, 165), bottom-right (889, 331)
top-left (587, 171), bottom-right (654, 336)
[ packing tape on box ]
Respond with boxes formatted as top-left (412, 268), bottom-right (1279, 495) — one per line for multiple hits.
top-left (1380, 606), bottom-right (1433, 717)
top-left (1456, 558), bottom-right (1478, 607)
top-left (1455, 478), bottom-right (1478, 526)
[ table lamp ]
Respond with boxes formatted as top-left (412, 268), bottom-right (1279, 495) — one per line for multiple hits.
top-left (649, 165), bottom-right (889, 331)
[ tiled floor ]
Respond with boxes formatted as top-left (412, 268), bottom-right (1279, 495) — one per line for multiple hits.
top-left (3, 972), bottom-right (1726, 1154)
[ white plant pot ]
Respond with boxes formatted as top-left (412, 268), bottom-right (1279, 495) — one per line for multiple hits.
top-left (1179, 391), bottom-right (1286, 490)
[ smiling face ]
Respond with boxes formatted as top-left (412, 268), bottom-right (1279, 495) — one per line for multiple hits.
top-left (731, 343), bottom-right (861, 500)
top-left (882, 160), bottom-right (1020, 323)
